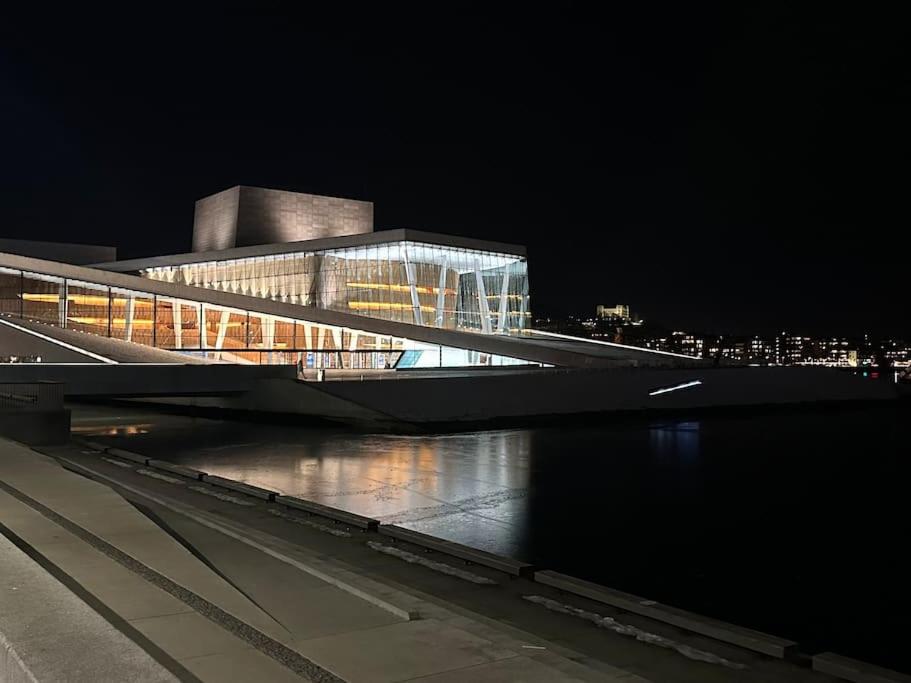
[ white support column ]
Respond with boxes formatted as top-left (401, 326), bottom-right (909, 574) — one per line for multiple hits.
top-left (316, 326), bottom-right (326, 368)
top-left (519, 278), bottom-right (529, 331)
top-left (200, 305), bottom-right (208, 349)
top-left (496, 268), bottom-right (510, 334)
top-left (214, 309), bottom-right (230, 358)
top-left (302, 322), bottom-right (311, 350)
top-left (124, 296), bottom-right (135, 342)
top-left (434, 260), bottom-right (449, 328)
top-left (57, 281), bottom-right (67, 327)
top-left (402, 247), bottom-right (424, 326)
top-left (474, 264), bottom-right (492, 334)
top-left (262, 315), bottom-right (274, 364)
top-left (173, 300), bottom-right (183, 349)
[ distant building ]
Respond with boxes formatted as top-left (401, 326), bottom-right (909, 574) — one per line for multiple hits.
top-left (775, 333), bottom-right (807, 365)
top-left (596, 304), bottom-right (630, 321)
top-left (673, 331), bottom-right (704, 358)
top-left (750, 336), bottom-right (772, 362)
top-left (883, 339), bottom-right (911, 367)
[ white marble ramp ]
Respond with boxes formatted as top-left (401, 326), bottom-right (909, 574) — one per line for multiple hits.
top-left (0, 532), bottom-right (177, 683)
top-left (0, 439), bottom-right (290, 644)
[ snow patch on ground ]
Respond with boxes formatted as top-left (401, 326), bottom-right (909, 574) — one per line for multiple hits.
top-left (367, 541), bottom-right (497, 585)
top-left (102, 457), bottom-right (134, 469)
top-left (136, 468), bottom-right (185, 484)
top-left (523, 595), bottom-right (746, 670)
top-left (268, 508), bottom-right (351, 537)
top-left (188, 485), bottom-right (254, 506)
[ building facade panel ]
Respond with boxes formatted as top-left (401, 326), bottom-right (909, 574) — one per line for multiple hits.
top-left (192, 186), bottom-right (374, 252)
top-left (0, 264), bottom-right (539, 370)
top-left (140, 240), bottom-right (531, 334)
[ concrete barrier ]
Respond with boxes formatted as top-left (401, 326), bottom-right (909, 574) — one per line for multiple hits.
top-left (203, 474), bottom-right (276, 501)
top-left (106, 448), bottom-right (150, 465)
top-left (812, 652), bottom-right (911, 682)
top-left (148, 459), bottom-right (205, 480)
top-left (379, 525), bottom-right (534, 577)
top-left (275, 496), bottom-right (379, 530)
top-left (533, 570), bottom-right (797, 658)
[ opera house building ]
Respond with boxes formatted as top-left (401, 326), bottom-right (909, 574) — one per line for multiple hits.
top-left (0, 187), bottom-right (893, 427)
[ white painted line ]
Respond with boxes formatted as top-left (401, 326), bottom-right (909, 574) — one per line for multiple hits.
top-left (649, 380), bottom-right (703, 396)
top-left (0, 317), bottom-right (117, 364)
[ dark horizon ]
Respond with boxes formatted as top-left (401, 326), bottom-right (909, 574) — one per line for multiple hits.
top-left (1, 7), bottom-right (907, 336)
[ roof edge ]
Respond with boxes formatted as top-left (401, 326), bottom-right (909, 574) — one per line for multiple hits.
top-left (91, 228), bottom-right (527, 272)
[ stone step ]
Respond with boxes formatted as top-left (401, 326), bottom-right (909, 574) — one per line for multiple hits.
top-left (534, 569), bottom-right (797, 658)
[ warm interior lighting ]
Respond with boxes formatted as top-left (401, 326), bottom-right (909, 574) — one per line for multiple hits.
top-left (346, 282), bottom-right (455, 296)
top-left (68, 317), bottom-right (154, 327)
top-left (348, 302), bottom-right (436, 312)
top-left (22, 293), bottom-right (157, 306)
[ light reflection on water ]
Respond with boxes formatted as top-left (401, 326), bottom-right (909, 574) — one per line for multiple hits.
top-left (74, 409), bottom-right (534, 558)
top-left (649, 421), bottom-right (700, 460)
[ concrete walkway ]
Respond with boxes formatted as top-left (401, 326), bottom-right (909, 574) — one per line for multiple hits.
top-left (0, 437), bottom-right (627, 682)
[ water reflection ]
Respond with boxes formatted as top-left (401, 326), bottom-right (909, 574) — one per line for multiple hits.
top-left (71, 419), bottom-right (151, 437)
top-left (649, 421), bottom-right (700, 461)
top-left (74, 407), bottom-right (532, 558)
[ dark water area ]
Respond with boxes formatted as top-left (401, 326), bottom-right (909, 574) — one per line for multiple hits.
top-left (72, 401), bottom-right (911, 673)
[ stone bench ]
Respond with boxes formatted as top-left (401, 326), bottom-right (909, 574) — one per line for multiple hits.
top-left (202, 474), bottom-right (276, 500)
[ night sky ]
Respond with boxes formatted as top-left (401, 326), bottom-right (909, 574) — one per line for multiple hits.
top-left (1, 7), bottom-right (907, 336)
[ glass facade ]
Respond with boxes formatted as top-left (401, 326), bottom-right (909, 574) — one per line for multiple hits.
top-left (138, 240), bottom-right (530, 334)
top-left (0, 266), bottom-right (539, 369)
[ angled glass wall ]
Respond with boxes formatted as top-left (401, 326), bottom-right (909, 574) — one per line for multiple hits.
top-left (138, 240), bottom-right (531, 334)
top-left (0, 266), bottom-right (541, 369)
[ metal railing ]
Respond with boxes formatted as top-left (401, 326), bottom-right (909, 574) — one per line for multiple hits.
top-left (0, 381), bottom-right (64, 411)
